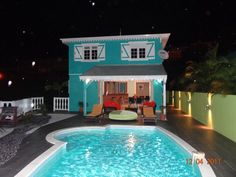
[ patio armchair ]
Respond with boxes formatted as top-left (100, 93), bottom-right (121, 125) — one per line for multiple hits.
top-left (142, 106), bottom-right (157, 124)
top-left (143, 100), bottom-right (156, 113)
top-left (85, 104), bottom-right (104, 121)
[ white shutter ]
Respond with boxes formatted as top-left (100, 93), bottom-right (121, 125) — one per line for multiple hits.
top-left (98, 44), bottom-right (105, 60)
top-left (146, 42), bottom-right (155, 59)
top-left (121, 43), bottom-right (130, 59)
top-left (74, 45), bottom-right (83, 60)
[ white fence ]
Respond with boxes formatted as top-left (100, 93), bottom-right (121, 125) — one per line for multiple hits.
top-left (31, 97), bottom-right (44, 110)
top-left (53, 97), bottom-right (69, 112)
top-left (0, 97), bottom-right (44, 116)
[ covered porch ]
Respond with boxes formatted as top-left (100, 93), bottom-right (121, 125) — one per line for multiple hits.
top-left (79, 64), bottom-right (167, 118)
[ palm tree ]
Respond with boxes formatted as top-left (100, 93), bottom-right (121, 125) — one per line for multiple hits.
top-left (45, 81), bottom-right (68, 96)
top-left (179, 43), bottom-right (236, 94)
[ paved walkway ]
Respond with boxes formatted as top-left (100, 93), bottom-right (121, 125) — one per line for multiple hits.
top-left (0, 128), bottom-right (14, 139)
top-left (0, 113), bottom-right (77, 137)
top-left (0, 108), bottom-right (235, 177)
top-left (158, 107), bottom-right (236, 177)
top-left (25, 113), bottom-right (77, 135)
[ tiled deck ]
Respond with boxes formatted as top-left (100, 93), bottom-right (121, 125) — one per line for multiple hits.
top-left (0, 106), bottom-right (236, 177)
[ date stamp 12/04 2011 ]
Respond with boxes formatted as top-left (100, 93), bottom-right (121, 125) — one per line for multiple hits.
top-left (186, 158), bottom-right (222, 165)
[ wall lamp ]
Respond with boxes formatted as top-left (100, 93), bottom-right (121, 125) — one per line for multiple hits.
top-left (205, 104), bottom-right (211, 110)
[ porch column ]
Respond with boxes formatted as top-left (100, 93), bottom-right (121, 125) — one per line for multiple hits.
top-left (163, 80), bottom-right (166, 115)
top-left (99, 81), bottom-right (103, 104)
top-left (161, 80), bottom-right (168, 121)
top-left (83, 82), bottom-right (87, 116)
top-left (150, 80), bottom-right (154, 101)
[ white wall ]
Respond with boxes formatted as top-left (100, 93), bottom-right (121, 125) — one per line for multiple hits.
top-left (0, 98), bottom-right (31, 116)
top-left (0, 97), bottom-right (43, 116)
top-left (127, 81), bottom-right (151, 98)
top-left (15, 98), bottom-right (32, 116)
top-left (127, 81), bottom-right (135, 96)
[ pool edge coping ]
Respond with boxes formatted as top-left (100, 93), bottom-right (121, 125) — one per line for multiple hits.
top-left (157, 126), bottom-right (216, 177)
top-left (15, 125), bottom-right (216, 177)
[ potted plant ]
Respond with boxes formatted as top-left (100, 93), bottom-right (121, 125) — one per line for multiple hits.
top-left (79, 101), bottom-right (84, 113)
top-left (79, 101), bottom-right (89, 113)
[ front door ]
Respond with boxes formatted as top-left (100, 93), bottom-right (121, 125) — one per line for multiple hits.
top-left (136, 82), bottom-right (149, 97)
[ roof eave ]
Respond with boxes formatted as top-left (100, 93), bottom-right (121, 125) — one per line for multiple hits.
top-left (80, 75), bottom-right (167, 82)
top-left (60, 33), bottom-right (170, 47)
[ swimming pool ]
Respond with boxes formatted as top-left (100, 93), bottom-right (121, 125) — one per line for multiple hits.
top-left (16, 125), bottom-right (216, 177)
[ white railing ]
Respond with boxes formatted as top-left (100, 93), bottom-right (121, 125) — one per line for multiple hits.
top-left (53, 97), bottom-right (69, 112)
top-left (0, 97), bottom-right (44, 116)
top-left (31, 97), bottom-right (44, 110)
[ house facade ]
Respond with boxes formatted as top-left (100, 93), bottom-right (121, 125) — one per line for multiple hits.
top-left (61, 34), bottom-right (170, 116)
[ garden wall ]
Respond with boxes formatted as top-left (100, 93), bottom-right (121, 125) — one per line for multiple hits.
top-left (0, 97), bottom-right (43, 116)
top-left (169, 91), bottom-right (236, 142)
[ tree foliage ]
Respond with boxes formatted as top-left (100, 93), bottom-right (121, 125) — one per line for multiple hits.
top-left (45, 81), bottom-right (68, 96)
top-left (178, 43), bottom-right (236, 94)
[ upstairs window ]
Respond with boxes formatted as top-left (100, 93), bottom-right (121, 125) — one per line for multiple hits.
top-left (130, 48), bottom-right (146, 59)
top-left (92, 47), bottom-right (98, 60)
top-left (74, 43), bottom-right (105, 62)
top-left (83, 46), bottom-right (97, 60)
top-left (84, 47), bottom-right (90, 60)
top-left (131, 48), bottom-right (138, 58)
top-left (139, 48), bottom-right (146, 58)
top-left (121, 41), bottom-right (155, 61)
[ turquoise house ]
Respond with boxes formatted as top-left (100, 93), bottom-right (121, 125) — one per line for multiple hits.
top-left (61, 34), bottom-right (170, 117)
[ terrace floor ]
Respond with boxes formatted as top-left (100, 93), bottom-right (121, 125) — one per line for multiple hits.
top-left (0, 106), bottom-right (236, 177)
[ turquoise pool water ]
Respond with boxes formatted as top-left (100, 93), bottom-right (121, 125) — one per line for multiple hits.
top-left (32, 127), bottom-right (201, 177)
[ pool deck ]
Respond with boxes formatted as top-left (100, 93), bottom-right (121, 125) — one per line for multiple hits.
top-left (0, 106), bottom-right (236, 177)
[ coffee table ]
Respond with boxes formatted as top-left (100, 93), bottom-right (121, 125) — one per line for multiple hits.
top-left (109, 110), bottom-right (138, 120)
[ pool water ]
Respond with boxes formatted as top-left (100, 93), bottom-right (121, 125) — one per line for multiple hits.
top-left (33, 127), bottom-right (201, 177)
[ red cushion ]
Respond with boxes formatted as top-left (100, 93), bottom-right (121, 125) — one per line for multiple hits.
top-left (143, 101), bottom-right (156, 107)
top-left (104, 101), bottom-right (121, 110)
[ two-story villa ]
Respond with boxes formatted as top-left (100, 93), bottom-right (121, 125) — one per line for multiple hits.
top-left (61, 34), bottom-right (170, 118)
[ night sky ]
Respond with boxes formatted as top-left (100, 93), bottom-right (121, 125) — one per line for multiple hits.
top-left (0, 0), bottom-right (236, 100)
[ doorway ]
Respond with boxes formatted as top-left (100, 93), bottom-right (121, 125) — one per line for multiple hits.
top-left (136, 82), bottom-right (149, 97)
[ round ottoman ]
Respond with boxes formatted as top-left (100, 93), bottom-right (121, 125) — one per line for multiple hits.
top-left (109, 110), bottom-right (138, 120)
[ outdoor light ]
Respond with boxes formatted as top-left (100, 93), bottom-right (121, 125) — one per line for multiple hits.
top-left (207, 93), bottom-right (213, 129)
top-left (206, 93), bottom-right (212, 111)
top-left (187, 92), bottom-right (191, 103)
top-left (85, 79), bottom-right (91, 84)
top-left (32, 61), bottom-right (36, 67)
top-left (0, 72), bottom-right (4, 80)
top-left (205, 104), bottom-right (211, 110)
top-left (178, 91), bottom-right (181, 110)
top-left (154, 79), bottom-right (162, 85)
top-left (92, 2), bottom-right (95, 6)
top-left (8, 80), bottom-right (12, 86)
top-left (31, 103), bottom-right (34, 108)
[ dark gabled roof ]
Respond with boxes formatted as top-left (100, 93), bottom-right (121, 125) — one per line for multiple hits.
top-left (81, 64), bottom-right (167, 76)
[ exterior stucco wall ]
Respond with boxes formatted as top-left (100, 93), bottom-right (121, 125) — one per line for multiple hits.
top-left (68, 38), bottom-right (164, 112)
top-left (172, 91), bottom-right (236, 142)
